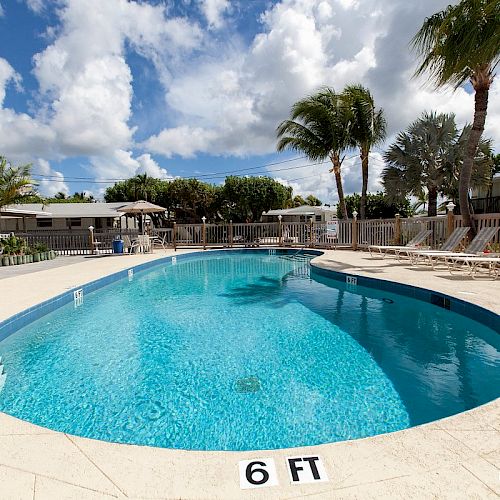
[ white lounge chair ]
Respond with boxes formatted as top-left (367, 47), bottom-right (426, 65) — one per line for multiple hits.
top-left (406, 226), bottom-right (470, 263)
top-left (368, 229), bottom-right (432, 258)
top-left (446, 255), bottom-right (500, 279)
top-left (410, 226), bottom-right (499, 269)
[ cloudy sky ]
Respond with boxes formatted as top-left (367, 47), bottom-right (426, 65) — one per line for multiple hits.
top-left (0, 0), bottom-right (498, 203)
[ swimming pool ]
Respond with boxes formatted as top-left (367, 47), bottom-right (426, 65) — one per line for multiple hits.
top-left (0, 250), bottom-right (498, 451)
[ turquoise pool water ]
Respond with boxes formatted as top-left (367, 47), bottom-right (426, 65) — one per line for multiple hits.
top-left (0, 252), bottom-right (498, 451)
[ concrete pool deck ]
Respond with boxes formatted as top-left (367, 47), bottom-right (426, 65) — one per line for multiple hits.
top-left (0, 248), bottom-right (498, 499)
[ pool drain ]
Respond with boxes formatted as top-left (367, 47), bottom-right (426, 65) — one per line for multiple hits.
top-left (235, 376), bottom-right (261, 393)
top-left (382, 298), bottom-right (394, 304)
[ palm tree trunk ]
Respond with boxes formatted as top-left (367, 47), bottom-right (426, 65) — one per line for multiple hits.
top-left (360, 147), bottom-right (369, 219)
top-left (427, 186), bottom-right (438, 217)
top-left (330, 154), bottom-right (348, 219)
top-left (460, 68), bottom-right (491, 237)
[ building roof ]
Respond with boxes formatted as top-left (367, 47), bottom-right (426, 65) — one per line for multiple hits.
top-left (264, 205), bottom-right (337, 216)
top-left (0, 207), bottom-right (51, 218)
top-left (3, 202), bottom-right (130, 218)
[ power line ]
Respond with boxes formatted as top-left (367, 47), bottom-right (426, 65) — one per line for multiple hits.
top-left (30, 153), bottom-right (363, 184)
top-left (30, 154), bottom-right (311, 182)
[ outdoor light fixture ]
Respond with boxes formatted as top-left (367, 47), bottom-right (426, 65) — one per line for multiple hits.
top-left (278, 214), bottom-right (282, 221)
top-left (201, 216), bottom-right (206, 223)
top-left (446, 202), bottom-right (456, 212)
top-left (352, 210), bottom-right (358, 219)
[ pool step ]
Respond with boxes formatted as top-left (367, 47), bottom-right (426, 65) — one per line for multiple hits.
top-left (0, 357), bottom-right (6, 393)
top-left (279, 254), bottom-right (313, 262)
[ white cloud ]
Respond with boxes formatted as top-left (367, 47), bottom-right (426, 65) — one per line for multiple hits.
top-left (0, 0), bottom-right (201, 186)
top-left (145, 126), bottom-right (219, 158)
top-left (0, 58), bottom-right (21, 106)
top-left (0, 2), bottom-right (4, 17)
top-left (36, 159), bottom-right (69, 197)
top-left (25, 0), bottom-right (45, 14)
top-left (199, 0), bottom-right (230, 29)
top-left (134, 153), bottom-right (173, 179)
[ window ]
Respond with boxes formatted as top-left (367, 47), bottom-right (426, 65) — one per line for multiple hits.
top-left (315, 215), bottom-right (322, 222)
top-left (36, 218), bottom-right (52, 228)
top-left (68, 218), bottom-right (81, 227)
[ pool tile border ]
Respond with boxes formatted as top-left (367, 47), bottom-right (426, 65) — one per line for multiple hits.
top-left (310, 263), bottom-right (500, 334)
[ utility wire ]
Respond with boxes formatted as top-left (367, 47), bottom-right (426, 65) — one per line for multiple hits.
top-left (30, 154), bottom-right (364, 184)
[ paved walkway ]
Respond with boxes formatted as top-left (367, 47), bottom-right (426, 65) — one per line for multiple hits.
top-left (0, 248), bottom-right (498, 499)
top-left (0, 256), bottom-right (88, 279)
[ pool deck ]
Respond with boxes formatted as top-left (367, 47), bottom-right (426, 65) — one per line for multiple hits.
top-left (0, 248), bottom-right (498, 499)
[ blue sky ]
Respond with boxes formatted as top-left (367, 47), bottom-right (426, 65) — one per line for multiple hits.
top-left (0, 0), bottom-right (498, 202)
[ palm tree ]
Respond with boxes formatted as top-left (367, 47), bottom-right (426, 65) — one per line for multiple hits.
top-left (132, 174), bottom-right (156, 201)
top-left (412, 0), bottom-right (499, 233)
top-left (276, 88), bottom-right (351, 218)
top-left (382, 112), bottom-right (492, 216)
top-left (341, 85), bottom-right (386, 219)
top-left (0, 157), bottom-right (34, 209)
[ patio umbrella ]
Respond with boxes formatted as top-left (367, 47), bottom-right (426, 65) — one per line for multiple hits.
top-left (117, 200), bottom-right (166, 234)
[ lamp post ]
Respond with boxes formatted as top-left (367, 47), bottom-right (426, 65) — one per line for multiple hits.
top-left (88, 226), bottom-right (95, 254)
top-left (446, 202), bottom-right (456, 238)
top-left (278, 214), bottom-right (283, 247)
top-left (201, 216), bottom-right (206, 250)
top-left (352, 211), bottom-right (358, 251)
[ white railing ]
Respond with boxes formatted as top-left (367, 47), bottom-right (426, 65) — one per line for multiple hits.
top-left (10, 214), bottom-right (500, 253)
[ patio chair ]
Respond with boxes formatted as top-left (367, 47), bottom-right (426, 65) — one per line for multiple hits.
top-left (446, 255), bottom-right (500, 279)
top-left (150, 232), bottom-right (168, 251)
top-left (368, 229), bottom-right (432, 258)
top-left (410, 226), bottom-right (499, 269)
top-left (124, 234), bottom-right (151, 254)
top-left (406, 226), bottom-right (470, 263)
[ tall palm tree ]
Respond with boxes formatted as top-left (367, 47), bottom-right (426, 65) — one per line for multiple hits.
top-left (0, 157), bottom-right (34, 209)
top-left (382, 112), bottom-right (492, 216)
top-left (412, 0), bottom-right (499, 233)
top-left (276, 88), bottom-right (351, 218)
top-left (341, 85), bottom-right (386, 219)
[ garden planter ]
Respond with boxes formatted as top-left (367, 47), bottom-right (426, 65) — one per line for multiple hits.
top-left (50, 250), bottom-right (56, 259)
top-left (9, 256), bottom-right (15, 266)
top-left (33, 253), bottom-right (40, 262)
top-left (2, 256), bottom-right (9, 266)
top-left (28, 255), bottom-right (33, 263)
top-left (21, 255), bottom-right (27, 264)
top-left (16, 256), bottom-right (22, 265)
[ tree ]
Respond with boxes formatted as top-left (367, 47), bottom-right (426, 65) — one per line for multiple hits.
top-left (412, 0), bottom-right (499, 232)
top-left (382, 112), bottom-right (492, 216)
top-left (220, 176), bottom-right (292, 222)
top-left (291, 195), bottom-right (305, 207)
top-left (341, 85), bottom-right (386, 220)
top-left (0, 157), bottom-right (35, 209)
top-left (344, 192), bottom-right (413, 219)
top-left (131, 174), bottom-right (157, 201)
top-left (305, 194), bottom-right (322, 206)
top-left (277, 88), bottom-right (352, 218)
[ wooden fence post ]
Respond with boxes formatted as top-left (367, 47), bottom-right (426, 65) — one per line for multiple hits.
top-left (309, 217), bottom-right (314, 247)
top-left (352, 211), bottom-right (358, 251)
top-left (394, 214), bottom-right (401, 245)
top-left (229, 220), bottom-right (233, 248)
top-left (278, 216), bottom-right (283, 247)
top-left (173, 222), bottom-right (177, 251)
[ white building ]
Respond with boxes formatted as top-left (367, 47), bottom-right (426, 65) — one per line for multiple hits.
top-left (262, 205), bottom-right (337, 223)
top-left (0, 202), bottom-right (138, 232)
